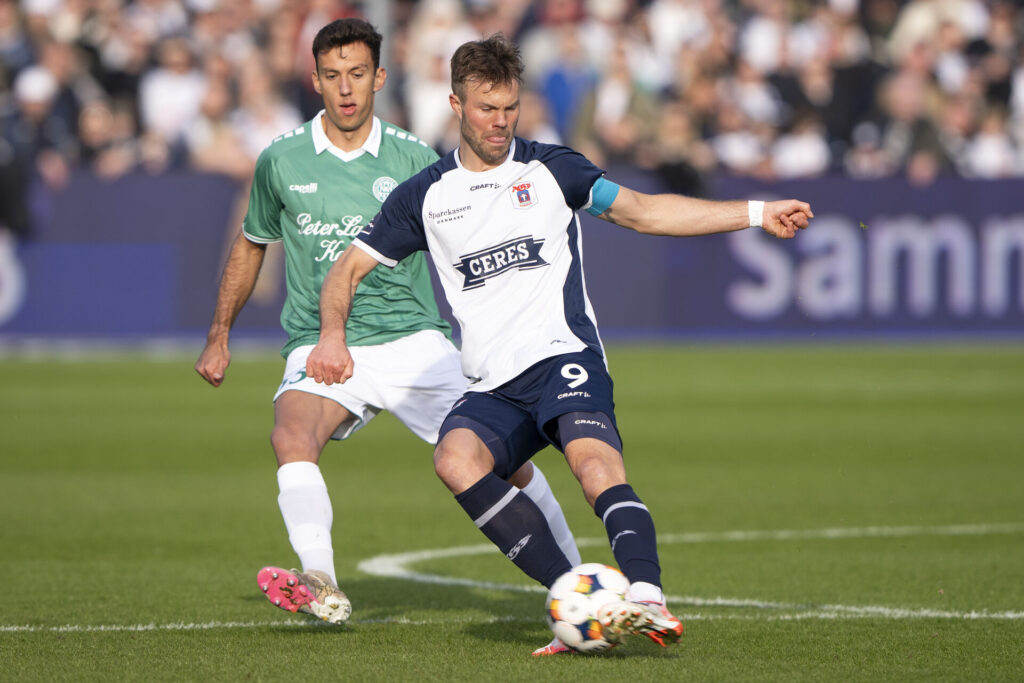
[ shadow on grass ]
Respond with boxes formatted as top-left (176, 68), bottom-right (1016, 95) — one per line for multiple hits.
top-left (240, 576), bottom-right (685, 657)
top-left (239, 576), bottom-right (536, 615)
top-left (240, 576), bottom-right (540, 642)
top-left (339, 576), bottom-right (541, 617)
top-left (463, 620), bottom-right (683, 660)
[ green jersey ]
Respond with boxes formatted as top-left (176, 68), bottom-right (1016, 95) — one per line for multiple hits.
top-left (243, 114), bottom-right (451, 357)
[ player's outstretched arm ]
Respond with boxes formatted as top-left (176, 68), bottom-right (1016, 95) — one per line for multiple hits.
top-left (195, 233), bottom-right (267, 387)
top-left (306, 244), bottom-right (381, 386)
top-left (598, 186), bottom-right (813, 239)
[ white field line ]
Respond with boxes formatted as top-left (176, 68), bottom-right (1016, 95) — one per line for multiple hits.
top-left (357, 522), bottom-right (1024, 622)
top-left (656, 522), bottom-right (1024, 544)
top-left (6, 606), bottom-right (1024, 635)
top-left (6, 523), bottom-right (1023, 634)
top-left (0, 621), bottom-right (305, 633)
top-left (358, 522), bottom-right (1024, 581)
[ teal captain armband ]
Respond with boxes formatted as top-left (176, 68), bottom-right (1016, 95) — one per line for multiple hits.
top-left (585, 177), bottom-right (620, 216)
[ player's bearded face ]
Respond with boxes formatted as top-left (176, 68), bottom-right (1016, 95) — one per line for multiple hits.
top-left (455, 80), bottom-right (519, 169)
top-left (313, 43), bottom-right (385, 137)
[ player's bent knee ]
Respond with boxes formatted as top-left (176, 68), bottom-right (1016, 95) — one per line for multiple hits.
top-left (573, 459), bottom-right (627, 507)
top-left (270, 424), bottom-right (321, 462)
top-left (570, 451), bottom-right (622, 484)
top-left (560, 418), bottom-right (627, 505)
top-left (433, 426), bottom-right (497, 493)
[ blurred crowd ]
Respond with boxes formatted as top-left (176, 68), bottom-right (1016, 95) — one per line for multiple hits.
top-left (2, 0), bottom-right (1024, 238)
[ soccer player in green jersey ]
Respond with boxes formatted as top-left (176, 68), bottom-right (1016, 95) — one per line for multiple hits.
top-left (195, 19), bottom-right (580, 625)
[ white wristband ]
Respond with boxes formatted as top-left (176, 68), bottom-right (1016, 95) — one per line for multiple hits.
top-left (748, 200), bottom-right (764, 228)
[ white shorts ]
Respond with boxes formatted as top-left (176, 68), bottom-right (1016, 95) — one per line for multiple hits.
top-left (273, 329), bottom-right (467, 443)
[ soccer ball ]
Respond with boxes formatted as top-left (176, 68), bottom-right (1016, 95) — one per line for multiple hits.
top-left (545, 563), bottom-right (630, 653)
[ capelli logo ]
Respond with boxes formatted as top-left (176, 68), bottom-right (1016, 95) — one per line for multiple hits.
top-left (289, 182), bottom-right (318, 194)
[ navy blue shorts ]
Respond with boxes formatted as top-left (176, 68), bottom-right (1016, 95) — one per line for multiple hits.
top-left (438, 349), bottom-right (620, 479)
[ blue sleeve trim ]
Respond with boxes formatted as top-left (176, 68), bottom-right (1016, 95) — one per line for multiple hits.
top-left (585, 177), bottom-right (619, 216)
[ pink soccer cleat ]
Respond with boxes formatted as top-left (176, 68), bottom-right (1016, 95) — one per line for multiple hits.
top-left (257, 566), bottom-right (352, 625)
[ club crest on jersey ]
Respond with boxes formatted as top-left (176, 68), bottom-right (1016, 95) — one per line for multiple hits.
top-left (454, 236), bottom-right (547, 290)
top-left (372, 176), bottom-right (398, 202)
top-left (510, 181), bottom-right (537, 209)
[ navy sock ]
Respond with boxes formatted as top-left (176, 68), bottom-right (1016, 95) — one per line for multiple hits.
top-left (593, 484), bottom-right (661, 587)
top-left (455, 472), bottom-right (572, 588)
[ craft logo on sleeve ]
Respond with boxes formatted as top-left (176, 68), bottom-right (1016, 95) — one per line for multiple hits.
top-left (510, 181), bottom-right (537, 209)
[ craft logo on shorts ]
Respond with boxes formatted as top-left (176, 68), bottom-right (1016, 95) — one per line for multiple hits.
top-left (372, 176), bottom-right (398, 202)
top-left (510, 181), bottom-right (537, 209)
top-left (454, 236), bottom-right (547, 290)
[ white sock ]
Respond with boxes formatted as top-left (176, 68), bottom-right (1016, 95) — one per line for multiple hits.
top-left (626, 581), bottom-right (664, 604)
top-left (519, 464), bottom-right (582, 567)
top-left (277, 461), bottom-right (337, 584)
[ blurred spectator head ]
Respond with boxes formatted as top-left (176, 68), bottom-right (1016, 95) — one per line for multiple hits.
top-left (643, 98), bottom-right (715, 173)
top-left (77, 97), bottom-right (138, 178)
top-left (772, 110), bottom-right (831, 178)
top-left (844, 120), bottom-right (891, 177)
top-left (157, 35), bottom-right (196, 75)
top-left (712, 100), bottom-right (768, 175)
top-left (78, 99), bottom-right (116, 151)
top-left (466, 0), bottom-right (503, 37)
top-left (517, 89), bottom-right (560, 144)
top-left (20, 0), bottom-right (59, 42)
top-left (14, 64), bottom-right (58, 120)
top-left (963, 104), bottom-right (1018, 177)
top-left (880, 70), bottom-right (933, 123)
top-left (137, 34), bottom-right (206, 158)
top-left (940, 93), bottom-right (980, 139)
top-left (538, 0), bottom-right (584, 25)
top-left (199, 76), bottom-right (235, 122)
top-left (232, 53), bottom-right (302, 159)
top-left (0, 0), bottom-right (34, 75)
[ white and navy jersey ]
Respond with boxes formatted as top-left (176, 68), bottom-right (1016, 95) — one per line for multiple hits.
top-left (354, 138), bottom-right (606, 392)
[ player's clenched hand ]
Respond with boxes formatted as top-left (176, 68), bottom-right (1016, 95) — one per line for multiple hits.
top-left (306, 336), bottom-right (354, 386)
top-left (195, 342), bottom-right (230, 387)
top-left (762, 199), bottom-right (814, 239)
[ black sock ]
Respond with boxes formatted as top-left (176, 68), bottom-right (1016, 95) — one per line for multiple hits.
top-left (455, 472), bottom-right (573, 588)
top-left (594, 484), bottom-right (661, 586)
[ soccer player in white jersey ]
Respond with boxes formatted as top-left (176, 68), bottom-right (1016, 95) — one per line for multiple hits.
top-left (195, 20), bottom-right (581, 626)
top-left (307, 34), bottom-right (812, 653)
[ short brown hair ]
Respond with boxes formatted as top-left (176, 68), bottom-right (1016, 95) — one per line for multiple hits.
top-left (450, 33), bottom-right (524, 99)
top-left (312, 18), bottom-right (382, 71)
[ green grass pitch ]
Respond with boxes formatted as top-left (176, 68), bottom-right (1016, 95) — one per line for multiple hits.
top-left (2, 344), bottom-right (1023, 681)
